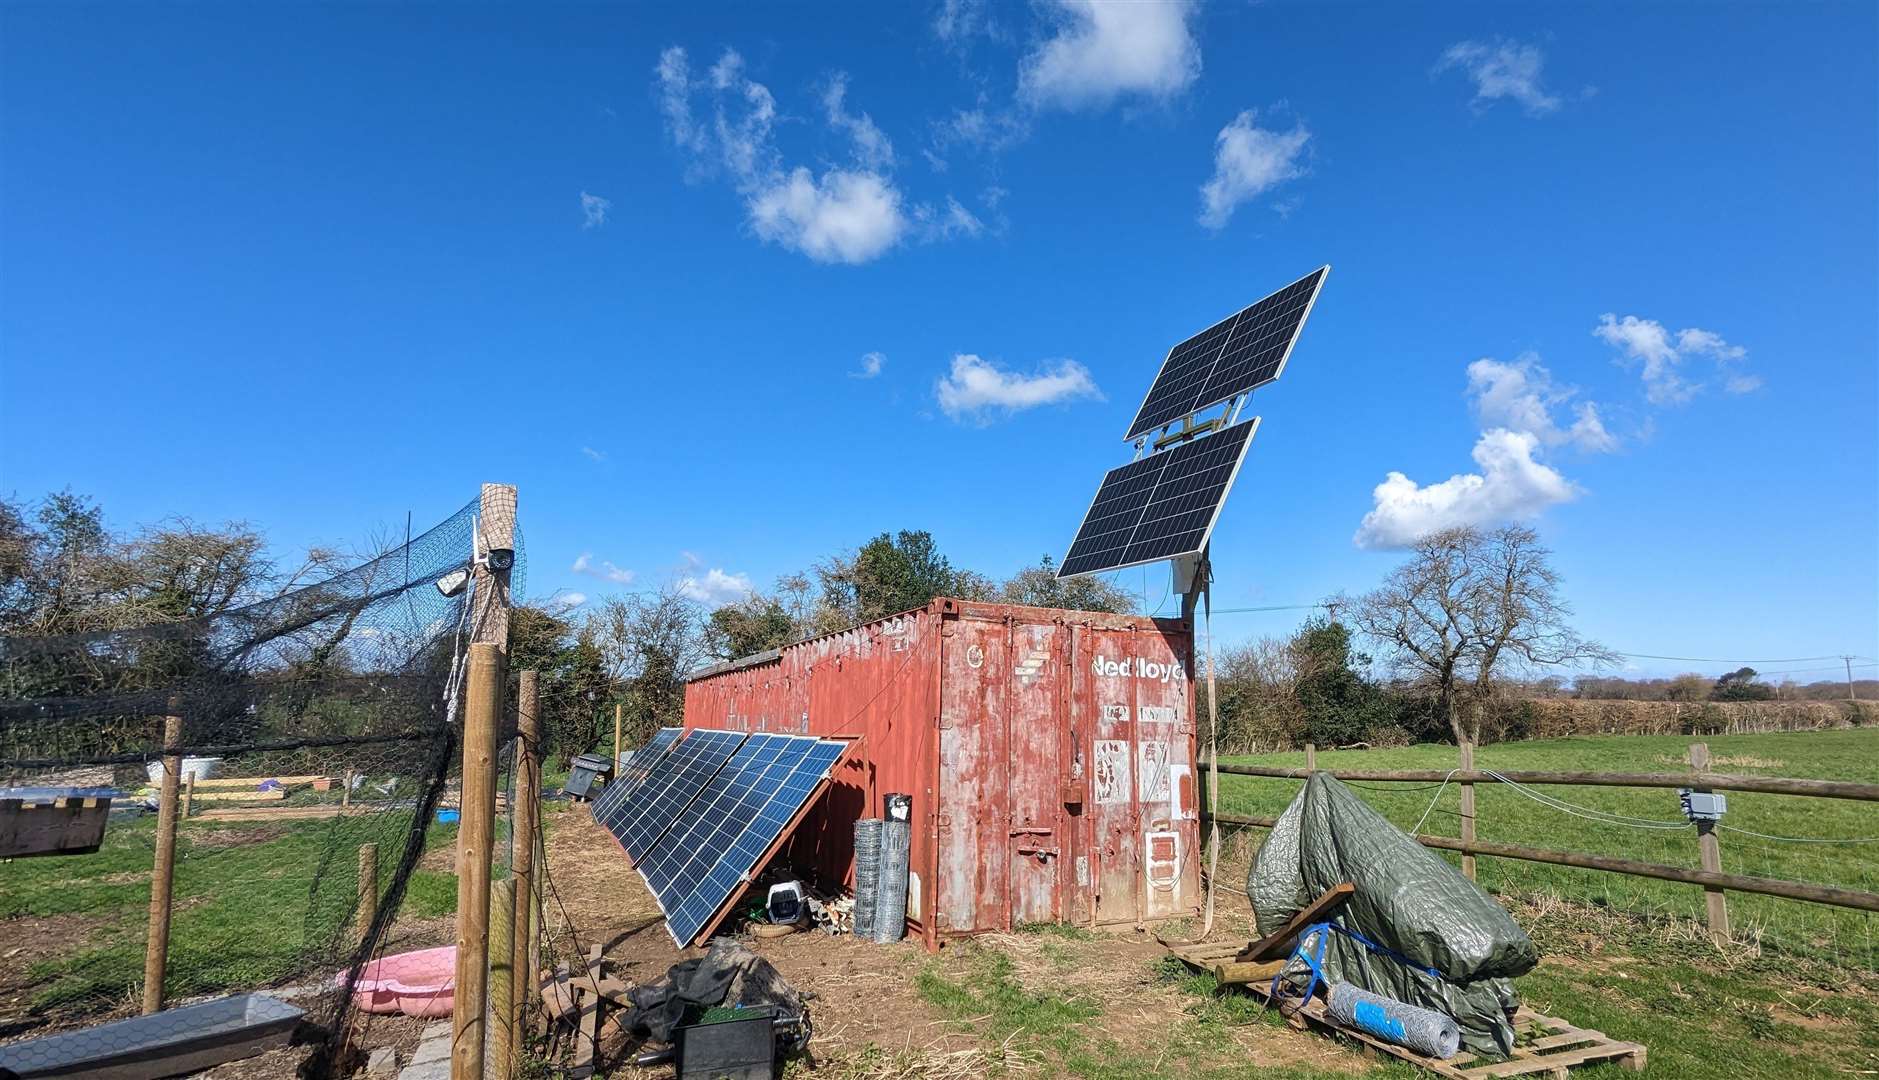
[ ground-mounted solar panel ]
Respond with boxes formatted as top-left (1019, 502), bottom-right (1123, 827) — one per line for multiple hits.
top-left (663, 738), bottom-right (847, 946)
top-left (588, 726), bottom-right (683, 825)
top-left (636, 733), bottom-right (799, 907)
top-left (1058, 418), bottom-right (1260, 578)
top-left (593, 727), bottom-right (746, 864)
top-left (1123, 266), bottom-right (1327, 441)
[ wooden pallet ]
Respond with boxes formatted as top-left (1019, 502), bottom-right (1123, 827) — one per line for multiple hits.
top-left (1229, 974), bottom-right (1645, 1078)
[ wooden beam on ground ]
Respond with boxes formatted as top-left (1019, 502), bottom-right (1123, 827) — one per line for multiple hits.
top-left (175, 789), bottom-right (289, 803)
top-left (189, 805), bottom-right (375, 823)
top-left (184, 775), bottom-right (333, 790)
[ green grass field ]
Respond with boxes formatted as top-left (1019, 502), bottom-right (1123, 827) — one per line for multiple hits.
top-left (1216, 729), bottom-right (1879, 970)
top-left (1, 810), bottom-right (457, 1013)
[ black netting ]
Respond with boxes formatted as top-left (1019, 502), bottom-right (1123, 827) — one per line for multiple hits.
top-left (0, 497), bottom-right (524, 1077)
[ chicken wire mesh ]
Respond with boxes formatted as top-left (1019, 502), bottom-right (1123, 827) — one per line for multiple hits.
top-left (0, 495), bottom-right (523, 1076)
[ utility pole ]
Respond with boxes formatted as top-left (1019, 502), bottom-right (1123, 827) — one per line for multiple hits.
top-left (1845, 655), bottom-right (1859, 701)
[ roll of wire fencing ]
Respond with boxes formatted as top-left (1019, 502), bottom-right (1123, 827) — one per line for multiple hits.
top-left (873, 818), bottom-right (911, 943)
top-left (1325, 982), bottom-right (1462, 1059)
top-left (852, 818), bottom-right (883, 940)
top-left (0, 496), bottom-right (521, 1077)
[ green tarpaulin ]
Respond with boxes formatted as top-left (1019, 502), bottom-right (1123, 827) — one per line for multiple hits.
top-left (1247, 772), bottom-right (1539, 1056)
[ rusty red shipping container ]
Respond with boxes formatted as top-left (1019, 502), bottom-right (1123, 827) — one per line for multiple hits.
top-left (684, 597), bottom-right (1201, 949)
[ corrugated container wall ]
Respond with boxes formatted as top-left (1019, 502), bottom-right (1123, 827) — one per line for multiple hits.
top-left (683, 598), bottom-right (1201, 948)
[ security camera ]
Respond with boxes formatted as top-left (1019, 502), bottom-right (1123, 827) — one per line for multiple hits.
top-left (480, 548), bottom-right (515, 571)
top-left (436, 568), bottom-right (471, 597)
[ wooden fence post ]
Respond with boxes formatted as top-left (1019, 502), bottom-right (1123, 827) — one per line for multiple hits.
top-left (1688, 742), bottom-right (1730, 943)
top-left (357, 843), bottom-right (378, 946)
top-left (489, 878), bottom-right (516, 1080)
top-left (182, 774), bottom-right (195, 820)
top-left (1304, 742), bottom-right (1317, 772)
top-left (142, 708), bottom-right (183, 1015)
top-left (613, 701), bottom-right (623, 770)
top-left (1459, 741), bottom-right (1477, 881)
top-left (511, 670), bottom-right (542, 1071)
top-left (453, 643), bottom-right (505, 1080)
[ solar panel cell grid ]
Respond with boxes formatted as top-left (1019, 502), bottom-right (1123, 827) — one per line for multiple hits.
top-left (586, 727), bottom-right (683, 824)
top-left (664, 739), bottom-right (846, 946)
top-left (1058, 418), bottom-right (1259, 578)
top-left (597, 728), bottom-right (746, 863)
top-left (1123, 266), bottom-right (1326, 440)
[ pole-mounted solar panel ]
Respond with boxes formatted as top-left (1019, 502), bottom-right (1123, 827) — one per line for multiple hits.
top-left (1122, 265), bottom-right (1328, 442)
top-left (1059, 265), bottom-right (1327, 580)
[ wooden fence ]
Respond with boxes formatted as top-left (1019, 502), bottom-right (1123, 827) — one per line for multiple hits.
top-left (1200, 741), bottom-right (1879, 941)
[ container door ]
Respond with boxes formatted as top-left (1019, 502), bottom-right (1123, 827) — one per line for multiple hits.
top-left (1082, 630), bottom-right (1142, 925)
top-left (1130, 630), bottom-right (1194, 921)
top-left (936, 616), bottom-right (1007, 934)
top-left (1006, 621), bottom-right (1063, 926)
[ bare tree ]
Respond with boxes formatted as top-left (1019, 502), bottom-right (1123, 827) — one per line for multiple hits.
top-left (1348, 525), bottom-right (1614, 744)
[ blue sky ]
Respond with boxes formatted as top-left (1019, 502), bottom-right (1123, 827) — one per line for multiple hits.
top-left (3, 1), bottom-right (1874, 682)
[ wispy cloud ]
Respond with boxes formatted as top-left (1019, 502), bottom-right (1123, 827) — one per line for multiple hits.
top-left (572, 552), bottom-right (636, 585)
top-left (1434, 39), bottom-right (1562, 116)
top-left (1198, 109), bottom-right (1310, 230)
top-left (552, 591), bottom-right (588, 610)
top-left (580, 191), bottom-right (611, 228)
top-left (656, 47), bottom-right (980, 266)
top-left (822, 74), bottom-right (895, 170)
top-left (1467, 355), bottom-right (1617, 453)
top-left (581, 446), bottom-right (607, 463)
top-left (1018, 0), bottom-right (1201, 111)
top-left (935, 354), bottom-right (1103, 423)
top-left (851, 351), bottom-right (886, 379)
top-left (1594, 313), bottom-right (1757, 404)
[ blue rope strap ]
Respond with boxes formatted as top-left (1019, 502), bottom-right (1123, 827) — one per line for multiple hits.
top-left (1267, 920), bottom-right (1443, 1013)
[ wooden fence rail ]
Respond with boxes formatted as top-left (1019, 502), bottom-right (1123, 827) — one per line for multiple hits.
top-left (1202, 741), bottom-right (1879, 942)
top-left (1198, 760), bottom-right (1879, 803)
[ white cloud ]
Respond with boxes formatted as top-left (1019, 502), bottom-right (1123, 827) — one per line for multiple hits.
top-left (1355, 429), bottom-right (1578, 549)
top-left (1466, 355), bottom-right (1617, 453)
top-left (748, 167), bottom-right (906, 264)
top-left (571, 552), bottom-right (636, 585)
top-left (851, 351), bottom-right (886, 379)
top-left (1019, 0), bottom-right (1201, 111)
top-left (1435, 39), bottom-right (1562, 116)
top-left (676, 552), bottom-right (754, 606)
top-left (581, 446), bottom-right (607, 462)
top-left (579, 191), bottom-right (611, 229)
top-left (655, 47), bottom-right (920, 264)
top-left (1594, 313), bottom-right (1756, 405)
top-left (1198, 110), bottom-right (1310, 230)
top-left (553, 591), bottom-right (588, 610)
top-left (823, 74), bottom-right (895, 169)
top-left (935, 353), bottom-right (1103, 422)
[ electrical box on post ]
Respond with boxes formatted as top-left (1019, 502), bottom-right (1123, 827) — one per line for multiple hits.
top-left (1678, 789), bottom-right (1727, 822)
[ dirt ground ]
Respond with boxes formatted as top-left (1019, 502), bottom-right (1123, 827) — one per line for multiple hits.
top-left (535, 805), bottom-right (1365, 1078)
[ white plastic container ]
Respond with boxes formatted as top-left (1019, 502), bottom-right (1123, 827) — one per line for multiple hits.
top-left (145, 756), bottom-right (222, 785)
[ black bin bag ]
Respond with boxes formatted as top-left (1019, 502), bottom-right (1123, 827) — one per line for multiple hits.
top-left (1247, 772), bottom-right (1539, 1056)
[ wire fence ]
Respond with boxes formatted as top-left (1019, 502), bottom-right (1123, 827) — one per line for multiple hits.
top-left (1206, 740), bottom-right (1879, 974)
top-left (0, 495), bottom-right (523, 1076)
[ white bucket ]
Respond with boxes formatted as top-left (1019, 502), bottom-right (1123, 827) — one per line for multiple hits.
top-left (145, 756), bottom-right (222, 786)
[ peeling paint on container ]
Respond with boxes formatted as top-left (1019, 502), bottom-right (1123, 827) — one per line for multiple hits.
top-left (684, 598), bottom-right (1201, 947)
